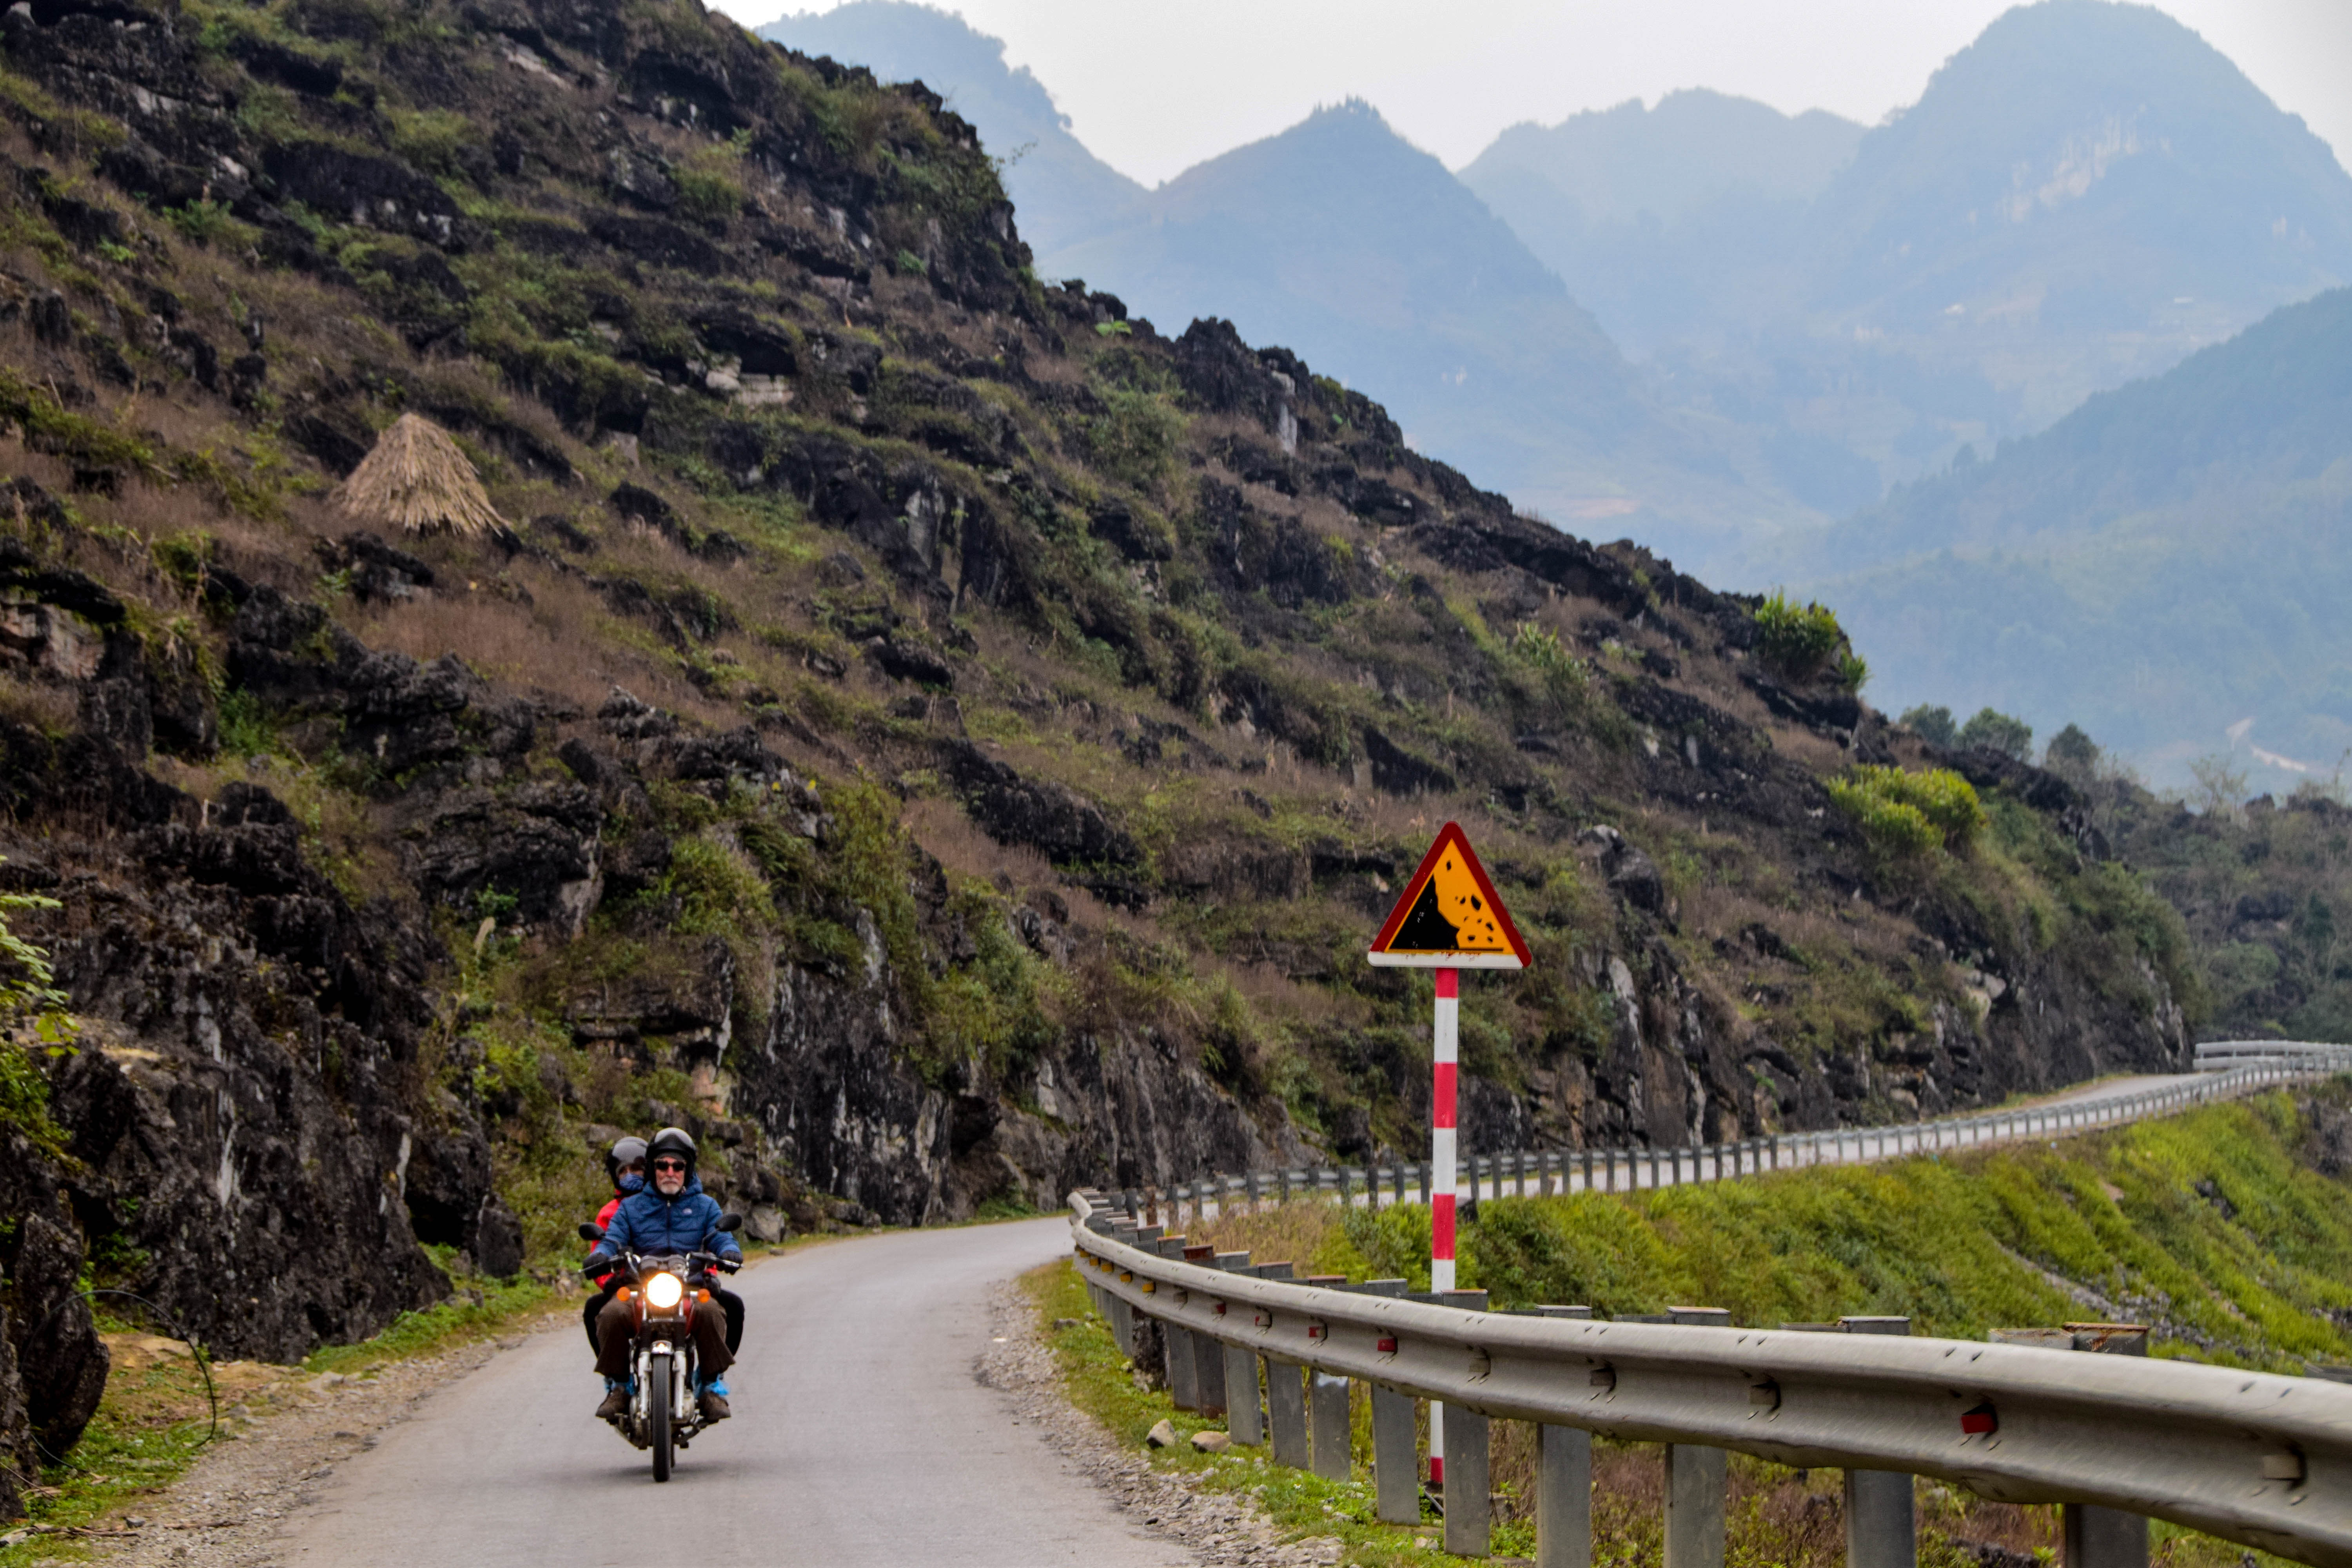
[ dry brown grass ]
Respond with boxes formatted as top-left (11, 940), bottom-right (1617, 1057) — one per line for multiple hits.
top-left (337, 414), bottom-right (506, 537)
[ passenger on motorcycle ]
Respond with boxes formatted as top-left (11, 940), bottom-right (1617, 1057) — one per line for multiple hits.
top-left (586, 1127), bottom-right (742, 1422)
top-left (582, 1136), bottom-right (647, 1350)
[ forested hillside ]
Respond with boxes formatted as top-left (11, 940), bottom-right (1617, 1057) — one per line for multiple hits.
top-left (0, 0), bottom-right (2206, 1500)
top-left (1803, 285), bottom-right (2352, 786)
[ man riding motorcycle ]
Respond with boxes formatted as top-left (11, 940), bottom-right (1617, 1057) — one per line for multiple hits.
top-left (586, 1127), bottom-right (742, 1422)
top-left (582, 1136), bottom-right (647, 1350)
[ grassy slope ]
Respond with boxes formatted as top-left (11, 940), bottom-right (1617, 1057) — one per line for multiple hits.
top-left (1189, 1086), bottom-right (2352, 1372)
top-left (1041, 1089), bottom-right (2352, 1566)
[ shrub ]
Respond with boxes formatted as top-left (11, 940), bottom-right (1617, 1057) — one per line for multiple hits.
top-left (0, 876), bottom-right (74, 1156)
top-left (1085, 384), bottom-right (1183, 488)
top-left (1829, 765), bottom-right (1986, 857)
top-left (1752, 591), bottom-right (1847, 683)
top-left (677, 168), bottom-right (745, 223)
top-left (1508, 621), bottom-right (1587, 697)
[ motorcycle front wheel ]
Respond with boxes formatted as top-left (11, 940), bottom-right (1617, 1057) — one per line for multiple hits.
top-left (648, 1347), bottom-right (673, 1482)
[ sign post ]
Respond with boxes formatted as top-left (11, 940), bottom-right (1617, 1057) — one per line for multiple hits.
top-left (1367, 821), bottom-right (1529, 1490)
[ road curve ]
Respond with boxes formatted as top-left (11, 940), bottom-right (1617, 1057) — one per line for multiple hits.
top-left (280, 1217), bottom-right (1189, 1568)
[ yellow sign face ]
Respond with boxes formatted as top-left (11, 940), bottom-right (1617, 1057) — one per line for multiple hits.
top-left (1367, 822), bottom-right (1528, 969)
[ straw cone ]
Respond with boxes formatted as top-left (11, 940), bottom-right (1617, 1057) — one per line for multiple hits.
top-left (335, 414), bottom-right (505, 537)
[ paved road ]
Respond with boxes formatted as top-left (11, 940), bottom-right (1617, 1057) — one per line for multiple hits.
top-left (2035, 1072), bottom-right (2205, 1108)
top-left (281, 1218), bottom-right (1189, 1568)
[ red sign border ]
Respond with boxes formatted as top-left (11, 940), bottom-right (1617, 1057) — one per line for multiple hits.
top-left (1366, 820), bottom-right (1530, 967)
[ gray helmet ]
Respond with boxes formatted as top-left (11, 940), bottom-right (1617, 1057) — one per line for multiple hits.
top-left (605, 1135), bottom-right (648, 1186)
top-left (647, 1125), bottom-right (697, 1175)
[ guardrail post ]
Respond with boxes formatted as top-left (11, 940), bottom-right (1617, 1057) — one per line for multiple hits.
top-left (1532, 1305), bottom-right (1594, 1568)
top-left (1215, 1252), bottom-right (1261, 1443)
top-left (1166, 1307), bottom-right (1200, 1410)
top-left (1440, 1288), bottom-right (1492, 1557)
top-left (2062, 1325), bottom-right (2151, 1568)
top-left (1267, 1358), bottom-right (1310, 1468)
top-left (1311, 1370), bottom-right (1351, 1479)
top-left (1193, 1326), bottom-right (1227, 1416)
top-left (1349, 1278), bottom-right (1417, 1521)
top-left (1665, 1307), bottom-right (1730, 1568)
top-left (1839, 1316), bottom-right (1916, 1568)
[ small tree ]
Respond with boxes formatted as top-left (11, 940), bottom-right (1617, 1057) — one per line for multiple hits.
top-left (2043, 722), bottom-right (2102, 784)
top-left (2188, 753), bottom-right (2250, 818)
top-left (1900, 704), bottom-right (1956, 747)
top-left (1957, 707), bottom-right (2033, 760)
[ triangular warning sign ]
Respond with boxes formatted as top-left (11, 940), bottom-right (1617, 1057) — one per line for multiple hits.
top-left (1367, 822), bottom-right (1529, 969)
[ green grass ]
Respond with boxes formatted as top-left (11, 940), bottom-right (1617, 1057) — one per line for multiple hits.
top-left (1187, 1087), bottom-right (2352, 1373)
top-left (302, 1264), bottom-right (564, 1377)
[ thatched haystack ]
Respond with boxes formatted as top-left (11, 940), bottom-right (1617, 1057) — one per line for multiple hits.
top-left (336, 414), bottom-right (505, 537)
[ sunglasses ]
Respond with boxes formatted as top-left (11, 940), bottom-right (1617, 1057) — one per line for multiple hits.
top-left (651, 1158), bottom-right (689, 1172)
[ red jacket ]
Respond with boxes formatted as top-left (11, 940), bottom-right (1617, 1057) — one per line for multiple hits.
top-left (590, 1194), bottom-right (624, 1287)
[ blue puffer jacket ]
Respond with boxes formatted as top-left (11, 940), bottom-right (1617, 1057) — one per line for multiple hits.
top-left (589, 1174), bottom-right (742, 1266)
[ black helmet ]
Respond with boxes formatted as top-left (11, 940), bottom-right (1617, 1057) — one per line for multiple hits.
top-left (604, 1135), bottom-right (648, 1186)
top-left (647, 1126), bottom-right (697, 1174)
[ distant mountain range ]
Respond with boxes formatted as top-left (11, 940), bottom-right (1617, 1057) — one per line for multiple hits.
top-left (761, 0), bottom-right (2352, 783)
top-left (762, 1), bottom-right (2352, 578)
top-left (1459, 89), bottom-right (1866, 358)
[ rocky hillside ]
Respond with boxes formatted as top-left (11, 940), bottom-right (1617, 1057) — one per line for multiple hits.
top-left (0, 0), bottom-right (2200, 1497)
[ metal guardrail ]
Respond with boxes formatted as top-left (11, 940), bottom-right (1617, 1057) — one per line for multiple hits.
top-left (1134, 1044), bottom-right (2352, 1226)
top-left (1069, 1188), bottom-right (2352, 1568)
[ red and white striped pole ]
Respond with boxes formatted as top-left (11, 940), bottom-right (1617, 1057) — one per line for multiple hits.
top-left (1429, 965), bottom-right (1459, 1485)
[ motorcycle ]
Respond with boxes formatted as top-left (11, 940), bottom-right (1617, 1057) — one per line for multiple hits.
top-left (579, 1212), bottom-right (743, 1483)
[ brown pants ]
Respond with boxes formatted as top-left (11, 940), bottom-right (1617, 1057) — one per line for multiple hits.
top-left (593, 1289), bottom-right (733, 1381)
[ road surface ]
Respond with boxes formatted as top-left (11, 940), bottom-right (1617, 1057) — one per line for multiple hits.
top-left (281, 1217), bottom-right (1189, 1568)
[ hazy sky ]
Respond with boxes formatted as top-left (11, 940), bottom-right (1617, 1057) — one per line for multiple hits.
top-left (735, 0), bottom-right (2352, 186)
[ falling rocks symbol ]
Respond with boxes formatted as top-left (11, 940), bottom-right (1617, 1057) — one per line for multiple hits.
top-left (1392, 877), bottom-right (1460, 950)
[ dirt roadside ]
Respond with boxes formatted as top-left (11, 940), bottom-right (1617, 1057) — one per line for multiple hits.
top-left (62, 1327), bottom-right (552, 1568)
top-left (976, 1281), bottom-right (1343, 1568)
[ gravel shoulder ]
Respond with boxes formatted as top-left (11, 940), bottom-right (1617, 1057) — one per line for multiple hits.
top-left (69, 1325), bottom-right (555, 1568)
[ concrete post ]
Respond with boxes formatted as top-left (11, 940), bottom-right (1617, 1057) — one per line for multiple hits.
top-left (1217, 1252), bottom-right (1260, 1443)
top-left (1311, 1370), bottom-right (1351, 1479)
top-left (1109, 1294), bottom-right (1135, 1357)
top-left (1535, 1305), bottom-right (1594, 1568)
top-left (1666, 1307), bottom-right (1730, 1568)
top-left (1267, 1359), bottom-right (1310, 1468)
top-left (1372, 1385), bottom-right (1419, 1522)
top-left (1351, 1277), bottom-right (1416, 1522)
top-left (1839, 1317), bottom-right (1916, 1568)
top-left (1664, 1442), bottom-right (1726, 1568)
top-left (1443, 1400), bottom-right (1491, 1557)
top-left (1166, 1314), bottom-right (1199, 1410)
top-left (2060, 1325), bottom-right (2152, 1568)
top-left (1192, 1328), bottom-right (1227, 1416)
top-left (1539, 1422), bottom-right (1593, 1568)
top-left (1224, 1345), bottom-right (1264, 1444)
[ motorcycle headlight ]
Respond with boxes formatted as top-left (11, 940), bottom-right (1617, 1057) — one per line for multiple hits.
top-left (644, 1270), bottom-right (684, 1310)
